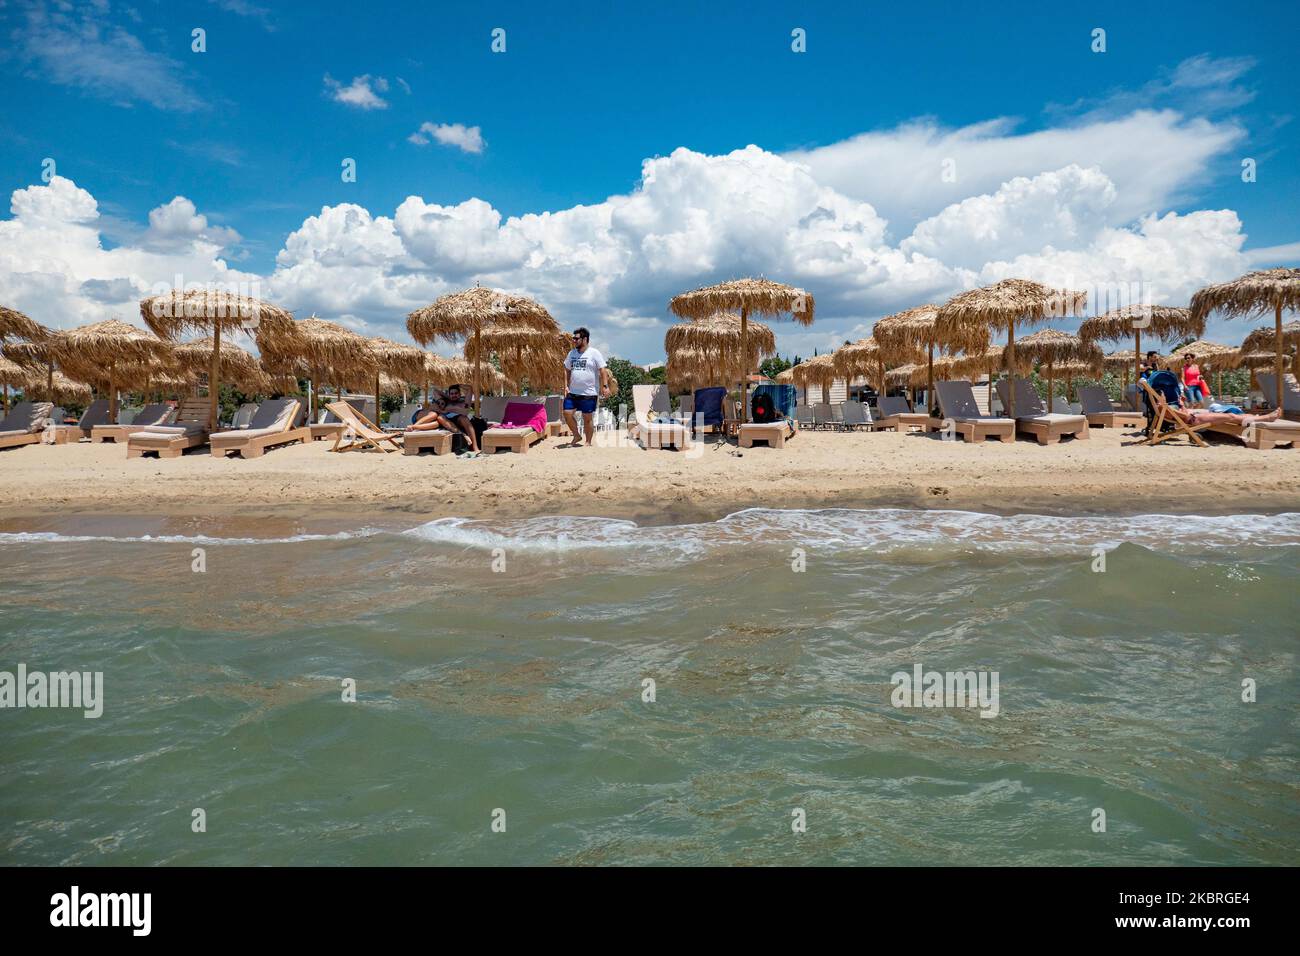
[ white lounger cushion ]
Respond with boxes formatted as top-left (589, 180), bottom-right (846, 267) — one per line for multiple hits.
top-left (132, 422), bottom-right (207, 437)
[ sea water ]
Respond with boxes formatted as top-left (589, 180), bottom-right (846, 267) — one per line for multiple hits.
top-left (1, 508), bottom-right (1296, 865)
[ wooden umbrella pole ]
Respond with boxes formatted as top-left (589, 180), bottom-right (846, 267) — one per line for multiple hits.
top-left (473, 326), bottom-right (482, 415)
top-left (926, 342), bottom-right (934, 414)
top-left (1006, 322), bottom-right (1016, 420)
top-left (209, 323), bottom-right (221, 429)
top-left (375, 371), bottom-right (381, 425)
top-left (2, 385), bottom-right (8, 414)
top-left (1133, 329), bottom-right (1141, 386)
top-left (108, 362), bottom-right (117, 423)
top-left (1275, 300), bottom-right (1284, 411)
top-left (1047, 360), bottom-right (1054, 412)
top-left (47, 361), bottom-right (54, 401)
top-left (740, 307), bottom-right (749, 423)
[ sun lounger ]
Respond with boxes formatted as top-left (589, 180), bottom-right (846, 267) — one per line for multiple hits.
top-left (230, 402), bottom-right (260, 430)
top-left (324, 400), bottom-right (403, 453)
top-left (1202, 417), bottom-right (1300, 450)
top-left (841, 400), bottom-right (873, 431)
top-left (794, 404), bottom-right (814, 429)
top-left (126, 398), bottom-right (213, 458)
top-left (629, 384), bottom-right (691, 450)
top-left (0, 401), bottom-right (55, 451)
top-left (91, 403), bottom-right (174, 443)
top-left (1255, 373), bottom-right (1300, 421)
top-left (1136, 379), bottom-right (1209, 447)
top-left (1078, 386), bottom-right (1144, 429)
top-left (402, 428), bottom-right (454, 455)
top-left (876, 396), bottom-right (930, 433)
top-left (311, 398), bottom-right (367, 441)
top-left (812, 402), bottom-right (837, 430)
top-left (483, 397), bottom-right (548, 453)
top-left (931, 381), bottom-right (1015, 443)
top-left (542, 395), bottom-right (565, 438)
top-left (675, 394), bottom-right (694, 425)
top-left (47, 398), bottom-right (110, 443)
top-left (738, 419), bottom-right (795, 448)
top-left (994, 379), bottom-right (1090, 444)
top-left (209, 399), bottom-right (310, 459)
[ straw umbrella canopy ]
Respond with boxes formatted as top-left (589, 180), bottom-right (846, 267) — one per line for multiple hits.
top-left (141, 289), bottom-right (297, 431)
top-left (170, 336), bottom-right (267, 392)
top-left (775, 367), bottom-right (795, 384)
top-left (40, 320), bottom-right (172, 421)
top-left (791, 354), bottom-right (838, 401)
top-left (1004, 329), bottom-right (1102, 410)
top-left (38, 371), bottom-right (92, 407)
top-left (937, 279), bottom-right (1087, 419)
top-left (424, 355), bottom-right (510, 395)
top-left (665, 348), bottom-right (715, 393)
top-left (951, 345), bottom-right (1008, 384)
top-left (1231, 349), bottom-right (1293, 371)
top-left (463, 326), bottom-right (569, 392)
top-left (669, 278), bottom-right (813, 421)
top-left (664, 312), bottom-right (776, 397)
top-left (833, 336), bottom-right (890, 393)
top-left (1239, 320), bottom-right (1300, 355)
top-left (260, 317), bottom-right (377, 418)
top-left (885, 363), bottom-right (920, 389)
top-left (873, 305), bottom-right (980, 413)
top-left (1078, 304), bottom-right (1201, 387)
top-left (1190, 268), bottom-right (1300, 410)
top-left (407, 286), bottom-right (557, 413)
top-left (366, 337), bottom-right (427, 423)
top-left (0, 354), bottom-right (30, 412)
top-left (1, 306), bottom-right (49, 345)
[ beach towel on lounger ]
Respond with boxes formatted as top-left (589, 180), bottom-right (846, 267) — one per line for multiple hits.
top-left (499, 401), bottom-right (548, 435)
top-left (693, 387), bottom-right (726, 428)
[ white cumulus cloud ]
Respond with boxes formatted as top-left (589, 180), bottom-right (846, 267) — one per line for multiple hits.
top-left (324, 74), bottom-right (389, 110)
top-left (408, 122), bottom-right (486, 154)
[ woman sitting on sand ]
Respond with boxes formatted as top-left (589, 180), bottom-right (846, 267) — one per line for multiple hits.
top-left (406, 383), bottom-right (480, 455)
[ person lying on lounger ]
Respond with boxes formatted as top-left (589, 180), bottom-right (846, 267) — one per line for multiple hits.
top-left (407, 384), bottom-right (479, 454)
top-left (1167, 404), bottom-right (1282, 427)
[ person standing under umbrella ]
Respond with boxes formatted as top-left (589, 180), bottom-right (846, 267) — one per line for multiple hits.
top-left (562, 327), bottom-right (611, 446)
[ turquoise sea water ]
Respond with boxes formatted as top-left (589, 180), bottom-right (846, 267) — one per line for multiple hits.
top-left (1, 508), bottom-right (1297, 865)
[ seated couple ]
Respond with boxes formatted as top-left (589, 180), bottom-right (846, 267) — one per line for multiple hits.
top-left (406, 384), bottom-right (480, 455)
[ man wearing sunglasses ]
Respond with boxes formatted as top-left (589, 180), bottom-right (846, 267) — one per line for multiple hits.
top-left (562, 327), bottom-right (611, 446)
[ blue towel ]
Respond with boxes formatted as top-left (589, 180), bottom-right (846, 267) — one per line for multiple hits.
top-left (753, 383), bottom-right (797, 418)
top-left (693, 387), bottom-right (727, 427)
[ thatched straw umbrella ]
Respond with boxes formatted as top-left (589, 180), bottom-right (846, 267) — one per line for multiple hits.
top-left (874, 305), bottom-right (980, 413)
top-left (669, 278), bottom-right (813, 421)
top-left (424, 355), bottom-right (510, 395)
top-left (885, 363), bottom-right (920, 390)
top-left (1190, 268), bottom-right (1300, 410)
top-left (407, 287), bottom-right (557, 414)
top-left (171, 337), bottom-right (267, 393)
top-left (0, 354), bottom-right (30, 413)
top-left (260, 317), bottom-right (376, 419)
top-left (1078, 304), bottom-right (1201, 387)
top-left (665, 348), bottom-right (712, 394)
top-left (38, 371), bottom-right (93, 407)
top-left (1005, 329), bottom-right (1102, 412)
top-left (1239, 319), bottom-right (1300, 354)
top-left (463, 326), bottom-right (569, 393)
top-left (775, 367), bottom-right (795, 385)
top-left (951, 345), bottom-right (1008, 391)
top-left (664, 313), bottom-right (776, 403)
top-left (366, 337), bottom-right (427, 423)
top-left (791, 354), bottom-right (838, 402)
top-left (141, 289), bottom-right (297, 430)
top-left (41, 320), bottom-right (172, 421)
top-left (1, 306), bottom-right (49, 344)
top-left (833, 337), bottom-right (888, 394)
top-left (937, 279), bottom-right (1087, 419)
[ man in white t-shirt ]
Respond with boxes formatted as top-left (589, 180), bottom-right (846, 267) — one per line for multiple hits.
top-left (562, 326), bottom-right (612, 446)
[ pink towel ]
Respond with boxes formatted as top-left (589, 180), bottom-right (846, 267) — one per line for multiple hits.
top-left (500, 401), bottom-right (548, 435)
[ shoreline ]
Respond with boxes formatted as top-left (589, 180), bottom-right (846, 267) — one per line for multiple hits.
top-left (2, 429), bottom-right (1297, 535)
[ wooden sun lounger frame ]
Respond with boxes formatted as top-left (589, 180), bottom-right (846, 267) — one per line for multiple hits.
top-left (482, 425), bottom-right (544, 454)
top-left (997, 381), bottom-right (1090, 445)
top-left (926, 416), bottom-right (1016, 443)
top-left (209, 402), bottom-right (310, 459)
top-left (0, 432), bottom-right (42, 451)
top-left (402, 430), bottom-right (454, 455)
top-left (125, 398), bottom-right (213, 459)
top-left (737, 420), bottom-right (795, 448)
top-left (1085, 410), bottom-right (1145, 429)
top-left (1202, 418), bottom-right (1299, 450)
top-left (325, 401), bottom-right (404, 453)
top-left (1137, 379), bottom-right (1210, 447)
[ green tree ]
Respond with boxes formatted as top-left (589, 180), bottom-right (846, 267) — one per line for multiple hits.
top-left (759, 355), bottom-right (793, 379)
top-left (603, 358), bottom-right (644, 415)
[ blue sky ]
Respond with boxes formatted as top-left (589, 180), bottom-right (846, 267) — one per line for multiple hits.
top-left (2, 0), bottom-right (1297, 361)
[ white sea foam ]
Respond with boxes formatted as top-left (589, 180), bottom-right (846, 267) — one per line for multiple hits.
top-left (401, 509), bottom-right (1300, 557)
top-left (3, 510), bottom-right (1298, 554)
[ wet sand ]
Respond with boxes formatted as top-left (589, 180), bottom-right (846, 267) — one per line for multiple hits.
top-left (1, 426), bottom-right (1297, 533)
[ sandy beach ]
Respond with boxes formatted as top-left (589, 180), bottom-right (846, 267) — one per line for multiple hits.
top-left (2, 427), bottom-right (1296, 531)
